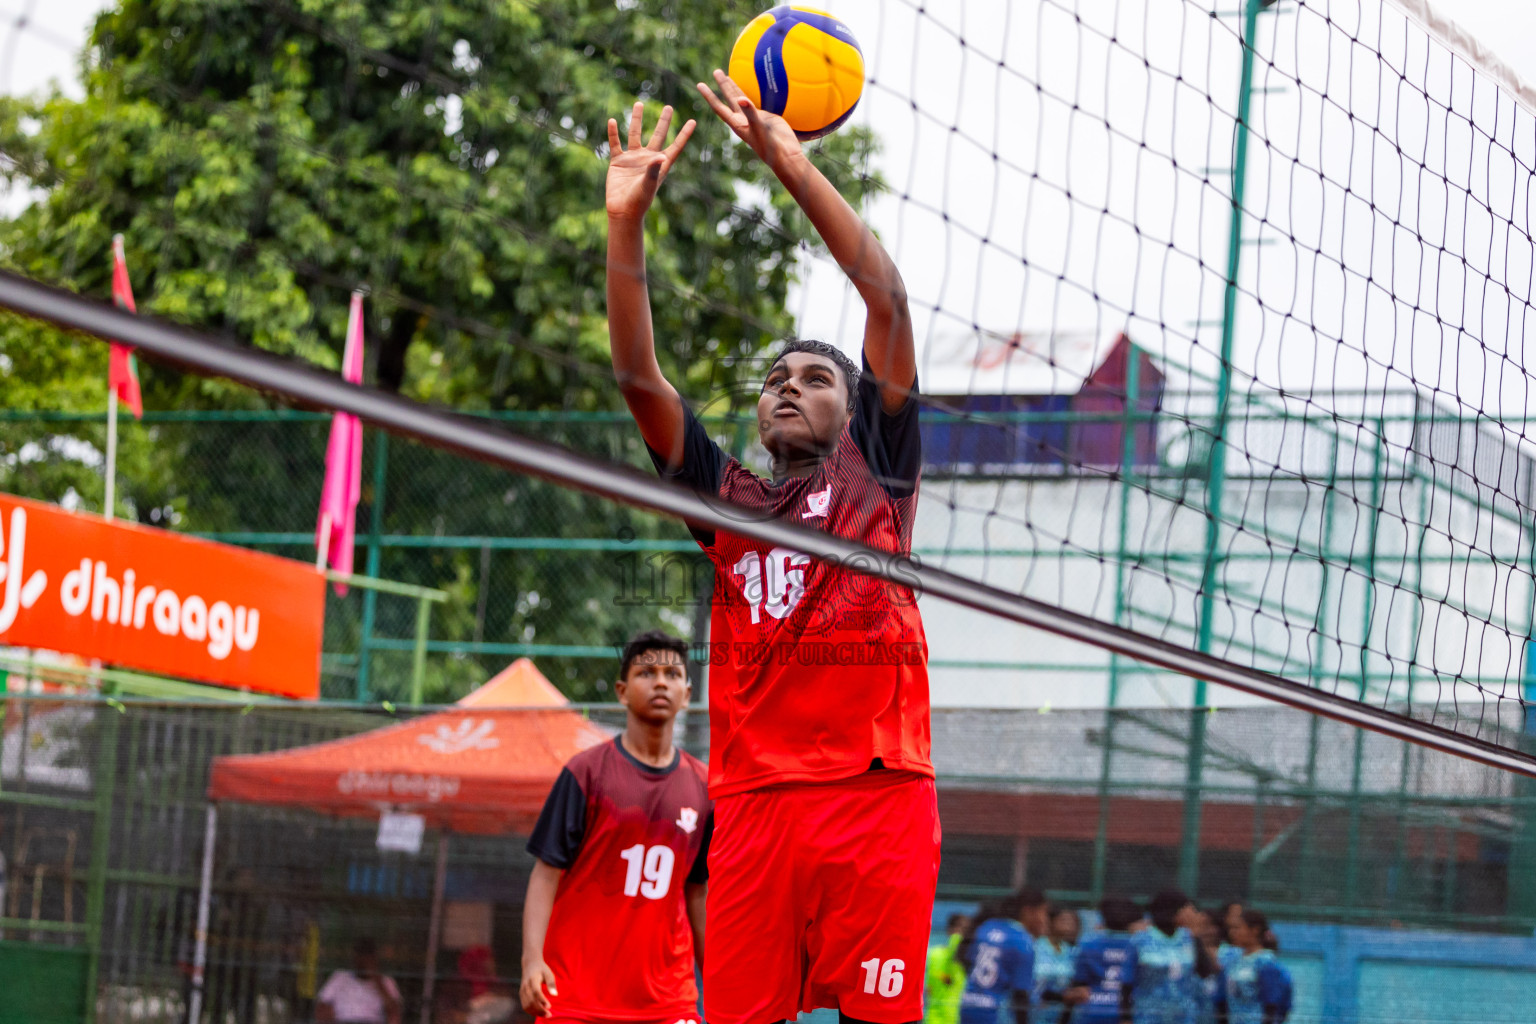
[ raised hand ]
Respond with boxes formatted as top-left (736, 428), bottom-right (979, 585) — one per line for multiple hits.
top-left (606, 102), bottom-right (696, 221)
top-left (696, 69), bottom-right (803, 172)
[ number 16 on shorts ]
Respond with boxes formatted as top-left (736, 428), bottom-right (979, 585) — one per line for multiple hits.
top-left (859, 958), bottom-right (904, 998)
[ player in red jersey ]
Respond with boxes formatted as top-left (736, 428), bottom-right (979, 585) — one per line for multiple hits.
top-left (604, 70), bottom-right (937, 1024)
top-left (520, 631), bottom-right (712, 1024)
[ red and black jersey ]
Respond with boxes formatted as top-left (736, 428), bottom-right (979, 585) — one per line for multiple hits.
top-left (527, 738), bottom-right (713, 1022)
top-left (647, 355), bottom-right (934, 798)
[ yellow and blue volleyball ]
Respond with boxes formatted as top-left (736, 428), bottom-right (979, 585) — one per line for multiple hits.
top-left (728, 6), bottom-right (864, 141)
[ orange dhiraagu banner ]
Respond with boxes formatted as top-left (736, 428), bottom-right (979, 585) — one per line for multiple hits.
top-left (0, 493), bottom-right (324, 698)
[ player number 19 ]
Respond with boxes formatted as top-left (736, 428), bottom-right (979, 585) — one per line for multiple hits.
top-left (859, 958), bottom-right (904, 997)
top-left (619, 843), bottom-right (674, 900)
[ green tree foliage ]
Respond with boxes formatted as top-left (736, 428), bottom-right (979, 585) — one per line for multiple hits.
top-left (1, 0), bottom-right (876, 409)
top-left (0, 0), bottom-right (879, 700)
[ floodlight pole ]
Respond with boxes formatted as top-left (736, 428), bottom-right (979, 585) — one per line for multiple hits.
top-left (1182, 0), bottom-right (1265, 896)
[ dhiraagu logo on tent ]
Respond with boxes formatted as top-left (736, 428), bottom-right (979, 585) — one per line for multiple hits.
top-left (417, 719), bottom-right (500, 755)
top-left (0, 492), bottom-right (325, 698)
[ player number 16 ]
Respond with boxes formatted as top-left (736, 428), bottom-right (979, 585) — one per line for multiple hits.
top-left (859, 958), bottom-right (904, 997)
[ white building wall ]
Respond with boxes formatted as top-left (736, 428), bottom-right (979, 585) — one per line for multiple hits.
top-left (915, 469), bottom-right (1534, 732)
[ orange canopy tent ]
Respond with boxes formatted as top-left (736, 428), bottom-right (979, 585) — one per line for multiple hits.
top-left (192, 659), bottom-right (612, 1023)
top-left (207, 657), bottom-right (610, 833)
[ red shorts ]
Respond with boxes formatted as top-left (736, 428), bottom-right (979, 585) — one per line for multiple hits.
top-left (704, 770), bottom-right (940, 1024)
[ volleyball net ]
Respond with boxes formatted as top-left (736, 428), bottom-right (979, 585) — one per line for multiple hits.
top-left (0, 0), bottom-right (1535, 777)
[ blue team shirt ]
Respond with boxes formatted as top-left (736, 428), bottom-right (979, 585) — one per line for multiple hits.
top-left (960, 919), bottom-right (1036, 1024)
top-left (1198, 944), bottom-right (1241, 1023)
top-left (1129, 928), bottom-right (1200, 1024)
top-left (1073, 931), bottom-right (1138, 1024)
top-left (1216, 945), bottom-right (1243, 973)
top-left (1033, 936), bottom-right (1077, 1024)
top-left (1215, 950), bottom-right (1290, 1024)
top-left (1272, 960), bottom-right (1294, 1018)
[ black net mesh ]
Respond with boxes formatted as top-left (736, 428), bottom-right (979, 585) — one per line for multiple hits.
top-left (0, 0), bottom-right (1533, 739)
top-left (2, 1), bottom-right (1536, 1020)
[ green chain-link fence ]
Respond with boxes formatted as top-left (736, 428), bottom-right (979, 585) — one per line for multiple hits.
top-left (0, 409), bottom-right (742, 703)
top-left (0, 693), bottom-right (1532, 1024)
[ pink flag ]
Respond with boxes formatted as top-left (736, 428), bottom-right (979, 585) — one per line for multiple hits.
top-left (109, 235), bottom-right (144, 418)
top-left (316, 291), bottom-right (366, 594)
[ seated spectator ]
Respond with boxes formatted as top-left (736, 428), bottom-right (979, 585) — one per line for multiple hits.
top-left (455, 945), bottom-right (514, 1024)
top-left (317, 938), bottom-right (402, 1024)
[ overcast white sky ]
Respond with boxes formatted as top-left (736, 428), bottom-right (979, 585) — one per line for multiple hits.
top-left (6, 0), bottom-right (1536, 420)
top-left (792, 0), bottom-right (1536, 433)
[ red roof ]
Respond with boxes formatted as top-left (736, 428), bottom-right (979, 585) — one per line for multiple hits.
top-left (207, 659), bottom-right (611, 834)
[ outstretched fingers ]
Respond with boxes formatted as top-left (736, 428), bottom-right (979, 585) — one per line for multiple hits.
top-left (627, 101), bottom-right (644, 150)
top-left (736, 96), bottom-right (763, 133)
top-left (713, 68), bottom-right (748, 105)
top-left (647, 105), bottom-right (674, 150)
top-left (659, 119), bottom-right (697, 178)
top-left (695, 79), bottom-right (736, 124)
top-left (607, 117), bottom-right (623, 154)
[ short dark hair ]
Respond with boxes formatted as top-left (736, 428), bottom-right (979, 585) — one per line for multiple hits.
top-left (957, 887), bottom-right (1046, 966)
top-left (354, 936), bottom-right (377, 958)
top-left (1214, 901), bottom-right (1244, 943)
top-left (945, 912), bottom-right (968, 931)
top-left (1146, 889), bottom-right (1190, 917)
top-left (1099, 896), bottom-right (1143, 931)
top-left (619, 629), bottom-right (689, 681)
top-left (770, 339), bottom-right (860, 412)
top-left (1146, 889), bottom-right (1191, 934)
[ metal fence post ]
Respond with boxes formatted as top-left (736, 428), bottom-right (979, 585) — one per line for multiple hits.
top-left (1345, 419), bottom-right (1386, 906)
top-left (411, 596), bottom-right (432, 707)
top-left (1509, 473), bottom-right (1536, 919)
top-left (82, 691), bottom-right (121, 1024)
top-left (1182, 0), bottom-right (1265, 896)
top-left (1091, 348), bottom-right (1143, 900)
top-left (1299, 431), bottom-right (1342, 883)
top-left (187, 804), bottom-right (219, 1024)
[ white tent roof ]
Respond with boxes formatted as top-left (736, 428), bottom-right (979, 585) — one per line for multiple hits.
top-left (921, 329), bottom-right (1122, 397)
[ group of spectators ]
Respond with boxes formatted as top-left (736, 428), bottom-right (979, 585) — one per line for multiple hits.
top-left (926, 890), bottom-right (1293, 1024)
top-left (313, 939), bottom-right (514, 1024)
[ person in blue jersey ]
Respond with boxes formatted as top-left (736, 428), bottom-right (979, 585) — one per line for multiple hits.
top-left (1213, 910), bottom-right (1290, 1024)
top-left (1214, 903), bottom-right (1245, 974)
top-left (1191, 909), bottom-right (1224, 1024)
top-left (1259, 923), bottom-right (1293, 1022)
top-left (1068, 896), bottom-right (1142, 1024)
top-left (1034, 906), bottom-right (1081, 1024)
top-left (1127, 891), bottom-right (1211, 1024)
top-left (958, 888), bottom-right (1050, 1024)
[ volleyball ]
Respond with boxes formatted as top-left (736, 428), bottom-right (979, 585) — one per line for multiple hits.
top-left (727, 6), bottom-right (864, 141)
